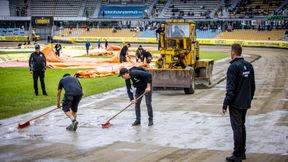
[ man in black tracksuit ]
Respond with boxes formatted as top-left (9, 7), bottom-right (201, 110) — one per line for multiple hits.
top-left (223, 44), bottom-right (255, 162)
top-left (29, 44), bottom-right (47, 96)
top-left (119, 43), bottom-right (131, 63)
top-left (54, 42), bottom-right (62, 57)
top-left (135, 45), bottom-right (144, 62)
top-left (119, 67), bottom-right (153, 126)
top-left (142, 50), bottom-right (153, 64)
top-left (57, 74), bottom-right (83, 131)
top-left (155, 24), bottom-right (165, 50)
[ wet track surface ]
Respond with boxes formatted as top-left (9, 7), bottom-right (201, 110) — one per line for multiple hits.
top-left (0, 46), bottom-right (287, 162)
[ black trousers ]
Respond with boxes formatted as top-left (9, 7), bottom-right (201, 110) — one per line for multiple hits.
top-left (135, 90), bottom-right (153, 121)
top-left (229, 107), bottom-right (247, 157)
top-left (33, 70), bottom-right (46, 94)
top-left (120, 55), bottom-right (127, 63)
top-left (86, 48), bottom-right (89, 55)
top-left (55, 50), bottom-right (60, 57)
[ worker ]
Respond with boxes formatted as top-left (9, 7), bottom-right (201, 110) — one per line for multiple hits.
top-left (85, 40), bottom-right (91, 55)
top-left (223, 44), bottom-right (255, 162)
top-left (142, 50), bottom-right (153, 64)
top-left (155, 24), bottom-right (165, 50)
top-left (172, 25), bottom-right (185, 37)
top-left (105, 39), bottom-right (108, 49)
top-left (98, 39), bottom-right (101, 49)
top-left (57, 74), bottom-right (83, 131)
top-left (32, 30), bottom-right (37, 44)
top-left (29, 44), bottom-right (47, 96)
top-left (54, 42), bottom-right (62, 57)
top-left (119, 43), bottom-right (131, 63)
top-left (135, 45), bottom-right (144, 62)
top-left (118, 67), bottom-right (153, 126)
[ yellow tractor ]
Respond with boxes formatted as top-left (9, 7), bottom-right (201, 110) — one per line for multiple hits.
top-left (149, 19), bottom-right (214, 94)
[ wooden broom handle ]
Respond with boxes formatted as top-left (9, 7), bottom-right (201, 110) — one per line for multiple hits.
top-left (106, 91), bottom-right (147, 122)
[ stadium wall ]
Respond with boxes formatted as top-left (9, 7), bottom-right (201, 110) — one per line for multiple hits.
top-left (0, 35), bottom-right (287, 49)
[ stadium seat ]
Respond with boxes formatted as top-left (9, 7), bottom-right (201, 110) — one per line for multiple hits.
top-left (215, 29), bottom-right (286, 41)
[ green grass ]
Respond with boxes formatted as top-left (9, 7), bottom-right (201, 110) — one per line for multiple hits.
top-left (0, 68), bottom-right (123, 119)
top-left (0, 51), bottom-right (34, 54)
top-left (75, 55), bottom-right (113, 58)
top-left (200, 52), bottom-right (229, 60)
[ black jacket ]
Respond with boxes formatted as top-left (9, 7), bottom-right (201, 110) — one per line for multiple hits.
top-left (223, 57), bottom-right (255, 109)
top-left (29, 52), bottom-right (46, 72)
top-left (155, 27), bottom-right (165, 39)
top-left (125, 69), bottom-right (152, 101)
top-left (55, 43), bottom-right (62, 51)
top-left (120, 45), bottom-right (128, 57)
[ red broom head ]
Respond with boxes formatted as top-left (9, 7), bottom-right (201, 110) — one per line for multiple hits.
top-left (101, 122), bottom-right (111, 128)
top-left (18, 121), bottom-right (30, 129)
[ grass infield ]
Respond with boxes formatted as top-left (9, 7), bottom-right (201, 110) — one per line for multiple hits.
top-left (0, 68), bottom-right (123, 119)
top-left (0, 51), bottom-right (228, 119)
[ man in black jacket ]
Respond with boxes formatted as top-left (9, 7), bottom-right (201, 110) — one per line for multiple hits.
top-left (54, 42), bottom-right (62, 57)
top-left (142, 50), bottom-right (153, 64)
top-left (119, 43), bottom-right (131, 63)
top-left (223, 44), bottom-right (255, 162)
top-left (57, 74), bottom-right (83, 131)
top-left (135, 45), bottom-right (144, 62)
top-left (119, 67), bottom-right (153, 126)
top-left (155, 24), bottom-right (165, 50)
top-left (29, 44), bottom-right (47, 96)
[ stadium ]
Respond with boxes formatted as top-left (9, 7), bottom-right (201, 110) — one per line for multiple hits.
top-left (0, 0), bottom-right (287, 161)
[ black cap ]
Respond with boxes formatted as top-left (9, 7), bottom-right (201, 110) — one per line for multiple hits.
top-left (118, 68), bottom-right (129, 77)
top-left (35, 44), bottom-right (40, 49)
top-left (127, 43), bottom-right (131, 46)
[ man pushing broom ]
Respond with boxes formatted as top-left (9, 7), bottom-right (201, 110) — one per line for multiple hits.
top-left (57, 74), bottom-right (83, 131)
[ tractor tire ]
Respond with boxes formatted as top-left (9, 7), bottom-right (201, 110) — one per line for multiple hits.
top-left (184, 67), bottom-right (195, 94)
top-left (207, 63), bottom-right (213, 85)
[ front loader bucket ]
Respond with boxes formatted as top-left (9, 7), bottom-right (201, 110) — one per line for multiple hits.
top-left (148, 69), bottom-right (194, 88)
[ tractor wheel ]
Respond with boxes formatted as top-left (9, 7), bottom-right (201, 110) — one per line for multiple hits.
top-left (184, 67), bottom-right (195, 94)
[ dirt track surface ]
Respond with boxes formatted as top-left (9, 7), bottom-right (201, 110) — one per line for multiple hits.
top-left (0, 46), bottom-right (287, 162)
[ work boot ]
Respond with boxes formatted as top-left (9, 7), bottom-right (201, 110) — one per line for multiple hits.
top-left (226, 155), bottom-right (242, 162)
top-left (148, 119), bottom-right (153, 126)
top-left (66, 124), bottom-right (73, 131)
top-left (43, 92), bottom-right (48, 96)
top-left (35, 91), bottom-right (39, 96)
top-left (72, 120), bottom-right (78, 131)
top-left (132, 120), bottom-right (141, 126)
top-left (240, 153), bottom-right (246, 160)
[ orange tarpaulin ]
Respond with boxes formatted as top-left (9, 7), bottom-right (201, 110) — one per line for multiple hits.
top-left (106, 45), bottom-right (121, 51)
top-left (0, 45), bottom-right (156, 78)
top-left (75, 62), bottom-right (153, 78)
top-left (87, 48), bottom-right (114, 56)
top-left (42, 46), bottom-right (63, 62)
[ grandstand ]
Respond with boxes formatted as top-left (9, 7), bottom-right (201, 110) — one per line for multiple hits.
top-left (0, 0), bottom-right (9, 16)
top-left (233, 0), bottom-right (285, 17)
top-left (30, 0), bottom-right (81, 17)
top-left (215, 29), bottom-right (286, 40)
top-left (161, 0), bottom-right (219, 19)
top-left (197, 29), bottom-right (222, 39)
top-left (0, 0), bottom-right (287, 41)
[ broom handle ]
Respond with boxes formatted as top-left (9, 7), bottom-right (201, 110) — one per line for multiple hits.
top-left (106, 91), bottom-right (147, 122)
top-left (27, 107), bottom-right (59, 122)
